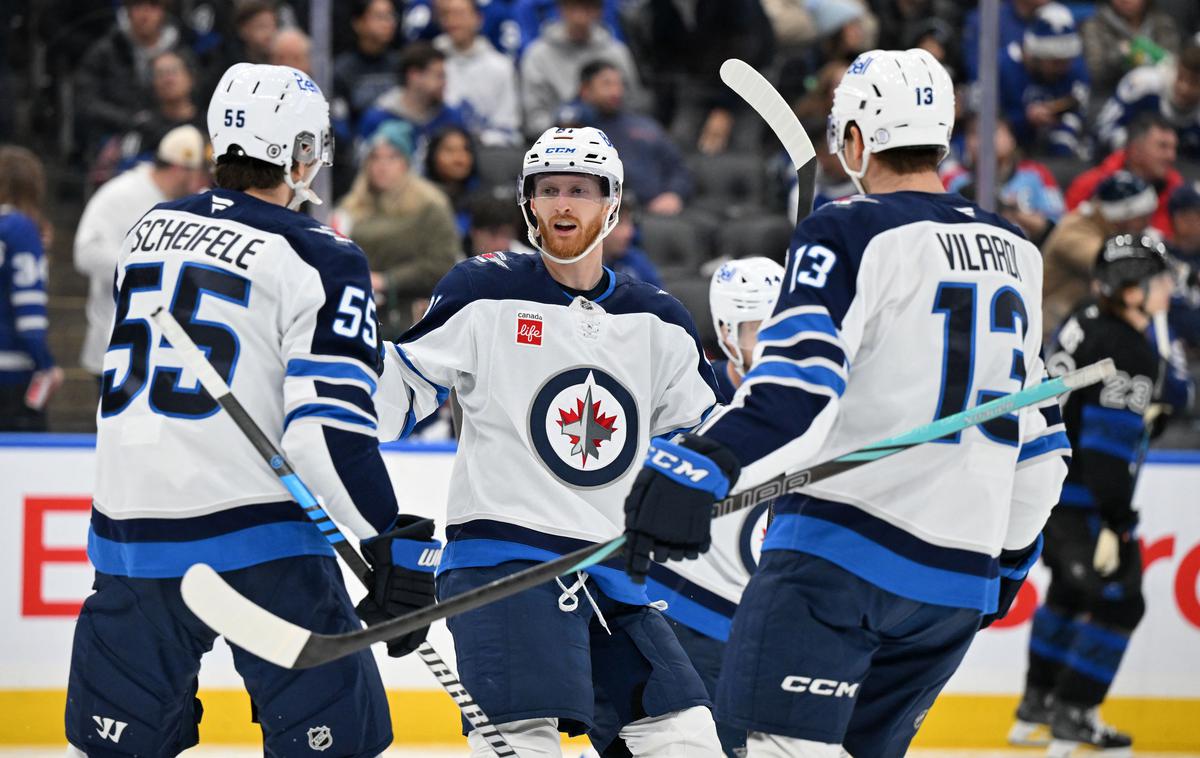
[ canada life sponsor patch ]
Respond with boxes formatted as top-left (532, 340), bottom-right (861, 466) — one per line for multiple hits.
top-left (517, 311), bottom-right (543, 346)
top-left (527, 366), bottom-right (640, 488)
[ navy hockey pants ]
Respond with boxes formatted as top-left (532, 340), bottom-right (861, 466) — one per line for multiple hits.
top-left (716, 550), bottom-right (981, 757)
top-left (439, 562), bottom-right (712, 755)
top-left (65, 555), bottom-right (391, 757)
top-left (667, 618), bottom-right (747, 757)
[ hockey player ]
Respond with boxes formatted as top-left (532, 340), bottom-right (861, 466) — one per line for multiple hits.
top-left (643, 256), bottom-right (783, 757)
top-left (65, 63), bottom-right (438, 757)
top-left (623, 49), bottom-right (1071, 758)
top-left (1011, 234), bottom-right (1174, 757)
top-left (377, 126), bottom-right (725, 756)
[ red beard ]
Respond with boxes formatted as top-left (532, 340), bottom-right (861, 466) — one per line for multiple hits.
top-left (536, 211), bottom-right (605, 260)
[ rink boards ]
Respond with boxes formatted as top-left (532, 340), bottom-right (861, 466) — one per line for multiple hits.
top-left (1, 435), bottom-right (1198, 750)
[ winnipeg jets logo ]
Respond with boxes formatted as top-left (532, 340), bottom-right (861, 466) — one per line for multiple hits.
top-left (528, 367), bottom-right (639, 488)
top-left (557, 384), bottom-right (619, 466)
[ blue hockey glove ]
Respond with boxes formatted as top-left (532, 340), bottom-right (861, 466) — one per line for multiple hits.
top-left (980, 534), bottom-right (1042, 629)
top-left (623, 433), bottom-right (741, 584)
top-left (355, 514), bottom-right (441, 657)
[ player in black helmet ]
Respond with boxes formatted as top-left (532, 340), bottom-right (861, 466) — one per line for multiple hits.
top-left (1011, 234), bottom-right (1174, 757)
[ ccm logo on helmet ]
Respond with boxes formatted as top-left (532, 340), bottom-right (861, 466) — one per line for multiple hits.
top-left (648, 449), bottom-right (710, 483)
top-left (780, 676), bottom-right (861, 698)
top-left (545, 147), bottom-right (577, 154)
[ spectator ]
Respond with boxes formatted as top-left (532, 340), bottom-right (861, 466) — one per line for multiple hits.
top-left (0, 146), bottom-right (61, 431)
top-left (232, 0), bottom-right (278, 65)
top-left (998, 2), bottom-right (1091, 157)
top-left (400, 0), bottom-right (526, 58)
top-left (1166, 182), bottom-right (1200, 347)
top-left (359, 41), bottom-right (469, 150)
top-left (519, 0), bottom-right (642, 139)
top-left (75, 0), bottom-right (183, 152)
top-left (334, 0), bottom-right (401, 129)
top-left (423, 124), bottom-right (480, 239)
top-left (1095, 43), bottom-right (1200, 158)
top-left (559, 59), bottom-right (691, 216)
top-left (793, 60), bottom-right (847, 124)
top-left (511, 0), bottom-right (626, 56)
top-left (433, 0), bottom-right (521, 146)
top-left (905, 18), bottom-right (963, 82)
top-left (74, 125), bottom-right (208, 386)
top-left (332, 122), bottom-right (460, 336)
top-left (941, 115), bottom-right (1065, 244)
top-left (467, 190), bottom-right (537, 256)
top-left (601, 195), bottom-right (663, 287)
top-left (809, 0), bottom-right (873, 65)
top-left (875, 0), bottom-right (963, 59)
top-left (1067, 111), bottom-right (1184, 237)
top-left (1043, 171), bottom-right (1158, 335)
top-left (962, 0), bottom-right (1050, 81)
top-left (1080, 0), bottom-right (1179, 99)
top-left (270, 27), bottom-right (312, 73)
top-left (91, 49), bottom-right (204, 186)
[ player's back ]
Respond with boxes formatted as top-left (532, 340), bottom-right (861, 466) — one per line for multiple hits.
top-left (704, 191), bottom-right (1065, 611)
top-left (93, 189), bottom-right (379, 573)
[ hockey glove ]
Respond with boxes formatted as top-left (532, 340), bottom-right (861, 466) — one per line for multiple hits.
top-left (623, 433), bottom-right (741, 584)
top-left (355, 514), bottom-right (441, 657)
top-left (980, 534), bottom-right (1042, 629)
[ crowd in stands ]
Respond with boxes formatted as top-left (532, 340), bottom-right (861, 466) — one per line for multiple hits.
top-left (2, 0), bottom-right (1200, 440)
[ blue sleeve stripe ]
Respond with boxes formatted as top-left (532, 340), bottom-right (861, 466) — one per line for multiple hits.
top-left (395, 345), bottom-right (451, 407)
top-left (1018, 431), bottom-right (1071, 462)
top-left (283, 402), bottom-right (377, 431)
top-left (286, 358), bottom-right (377, 393)
top-left (743, 360), bottom-right (847, 396)
top-left (757, 311), bottom-right (839, 345)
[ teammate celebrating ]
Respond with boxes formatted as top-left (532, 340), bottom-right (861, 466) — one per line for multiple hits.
top-left (65, 64), bottom-right (436, 757)
top-left (623, 49), bottom-right (1071, 758)
top-left (378, 126), bottom-right (725, 756)
top-left (1011, 235), bottom-right (1174, 756)
top-left (643, 256), bottom-right (783, 758)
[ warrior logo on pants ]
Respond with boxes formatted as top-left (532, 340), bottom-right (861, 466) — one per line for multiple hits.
top-left (528, 366), bottom-right (639, 488)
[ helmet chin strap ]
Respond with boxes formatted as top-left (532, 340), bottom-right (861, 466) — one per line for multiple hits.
top-left (836, 144), bottom-right (871, 195)
top-left (285, 163), bottom-right (324, 211)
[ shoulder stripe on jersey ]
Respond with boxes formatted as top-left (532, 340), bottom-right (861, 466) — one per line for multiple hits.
top-left (286, 358), bottom-right (377, 393)
top-left (1018, 431), bottom-right (1071, 463)
top-left (758, 307), bottom-right (840, 344)
top-left (742, 361), bottom-right (846, 397)
top-left (283, 402), bottom-right (377, 432)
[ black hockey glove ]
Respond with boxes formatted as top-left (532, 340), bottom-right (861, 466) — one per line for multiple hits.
top-left (355, 515), bottom-right (441, 657)
top-left (623, 433), bottom-right (741, 584)
top-left (980, 534), bottom-right (1043, 629)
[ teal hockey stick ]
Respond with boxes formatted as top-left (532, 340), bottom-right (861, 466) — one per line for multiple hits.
top-left (178, 357), bottom-right (1110, 670)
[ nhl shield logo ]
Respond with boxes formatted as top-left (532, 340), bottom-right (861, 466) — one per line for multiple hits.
top-left (528, 366), bottom-right (639, 488)
top-left (307, 725), bottom-right (332, 751)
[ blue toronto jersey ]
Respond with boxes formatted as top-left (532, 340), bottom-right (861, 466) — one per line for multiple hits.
top-left (0, 207), bottom-right (53, 385)
top-left (377, 252), bottom-right (719, 606)
top-left (1095, 64), bottom-right (1200, 158)
top-left (699, 192), bottom-right (1070, 613)
top-left (91, 189), bottom-right (400, 578)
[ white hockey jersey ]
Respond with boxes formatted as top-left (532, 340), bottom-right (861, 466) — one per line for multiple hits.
top-left (700, 192), bottom-right (1071, 613)
top-left (379, 252), bottom-right (719, 604)
top-left (92, 189), bottom-right (399, 578)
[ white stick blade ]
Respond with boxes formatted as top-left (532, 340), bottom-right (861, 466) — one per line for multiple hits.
top-left (181, 563), bottom-right (311, 668)
top-left (719, 58), bottom-right (817, 169)
top-left (1063, 357), bottom-right (1116, 390)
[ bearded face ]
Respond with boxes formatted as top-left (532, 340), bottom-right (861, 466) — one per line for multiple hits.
top-left (535, 207), bottom-right (606, 260)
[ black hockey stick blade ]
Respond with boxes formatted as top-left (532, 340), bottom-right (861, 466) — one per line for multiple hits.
top-left (182, 538), bottom-right (621, 669)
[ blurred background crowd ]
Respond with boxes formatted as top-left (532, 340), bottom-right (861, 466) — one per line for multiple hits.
top-left (1, 0), bottom-right (1199, 443)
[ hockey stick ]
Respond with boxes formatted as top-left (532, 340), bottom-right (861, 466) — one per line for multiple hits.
top-left (719, 58), bottom-right (818, 218)
top-left (150, 308), bottom-right (517, 758)
top-left (177, 358), bottom-right (1111, 670)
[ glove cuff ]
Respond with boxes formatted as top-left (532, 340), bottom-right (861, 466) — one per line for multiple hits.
top-left (646, 437), bottom-right (734, 498)
top-left (389, 538), bottom-right (443, 573)
top-left (677, 433), bottom-right (742, 490)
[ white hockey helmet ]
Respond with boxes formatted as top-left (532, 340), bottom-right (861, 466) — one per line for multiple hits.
top-left (710, 257), bottom-right (785, 375)
top-left (207, 63), bottom-right (333, 210)
top-left (828, 48), bottom-right (955, 194)
top-left (518, 127), bottom-right (623, 265)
